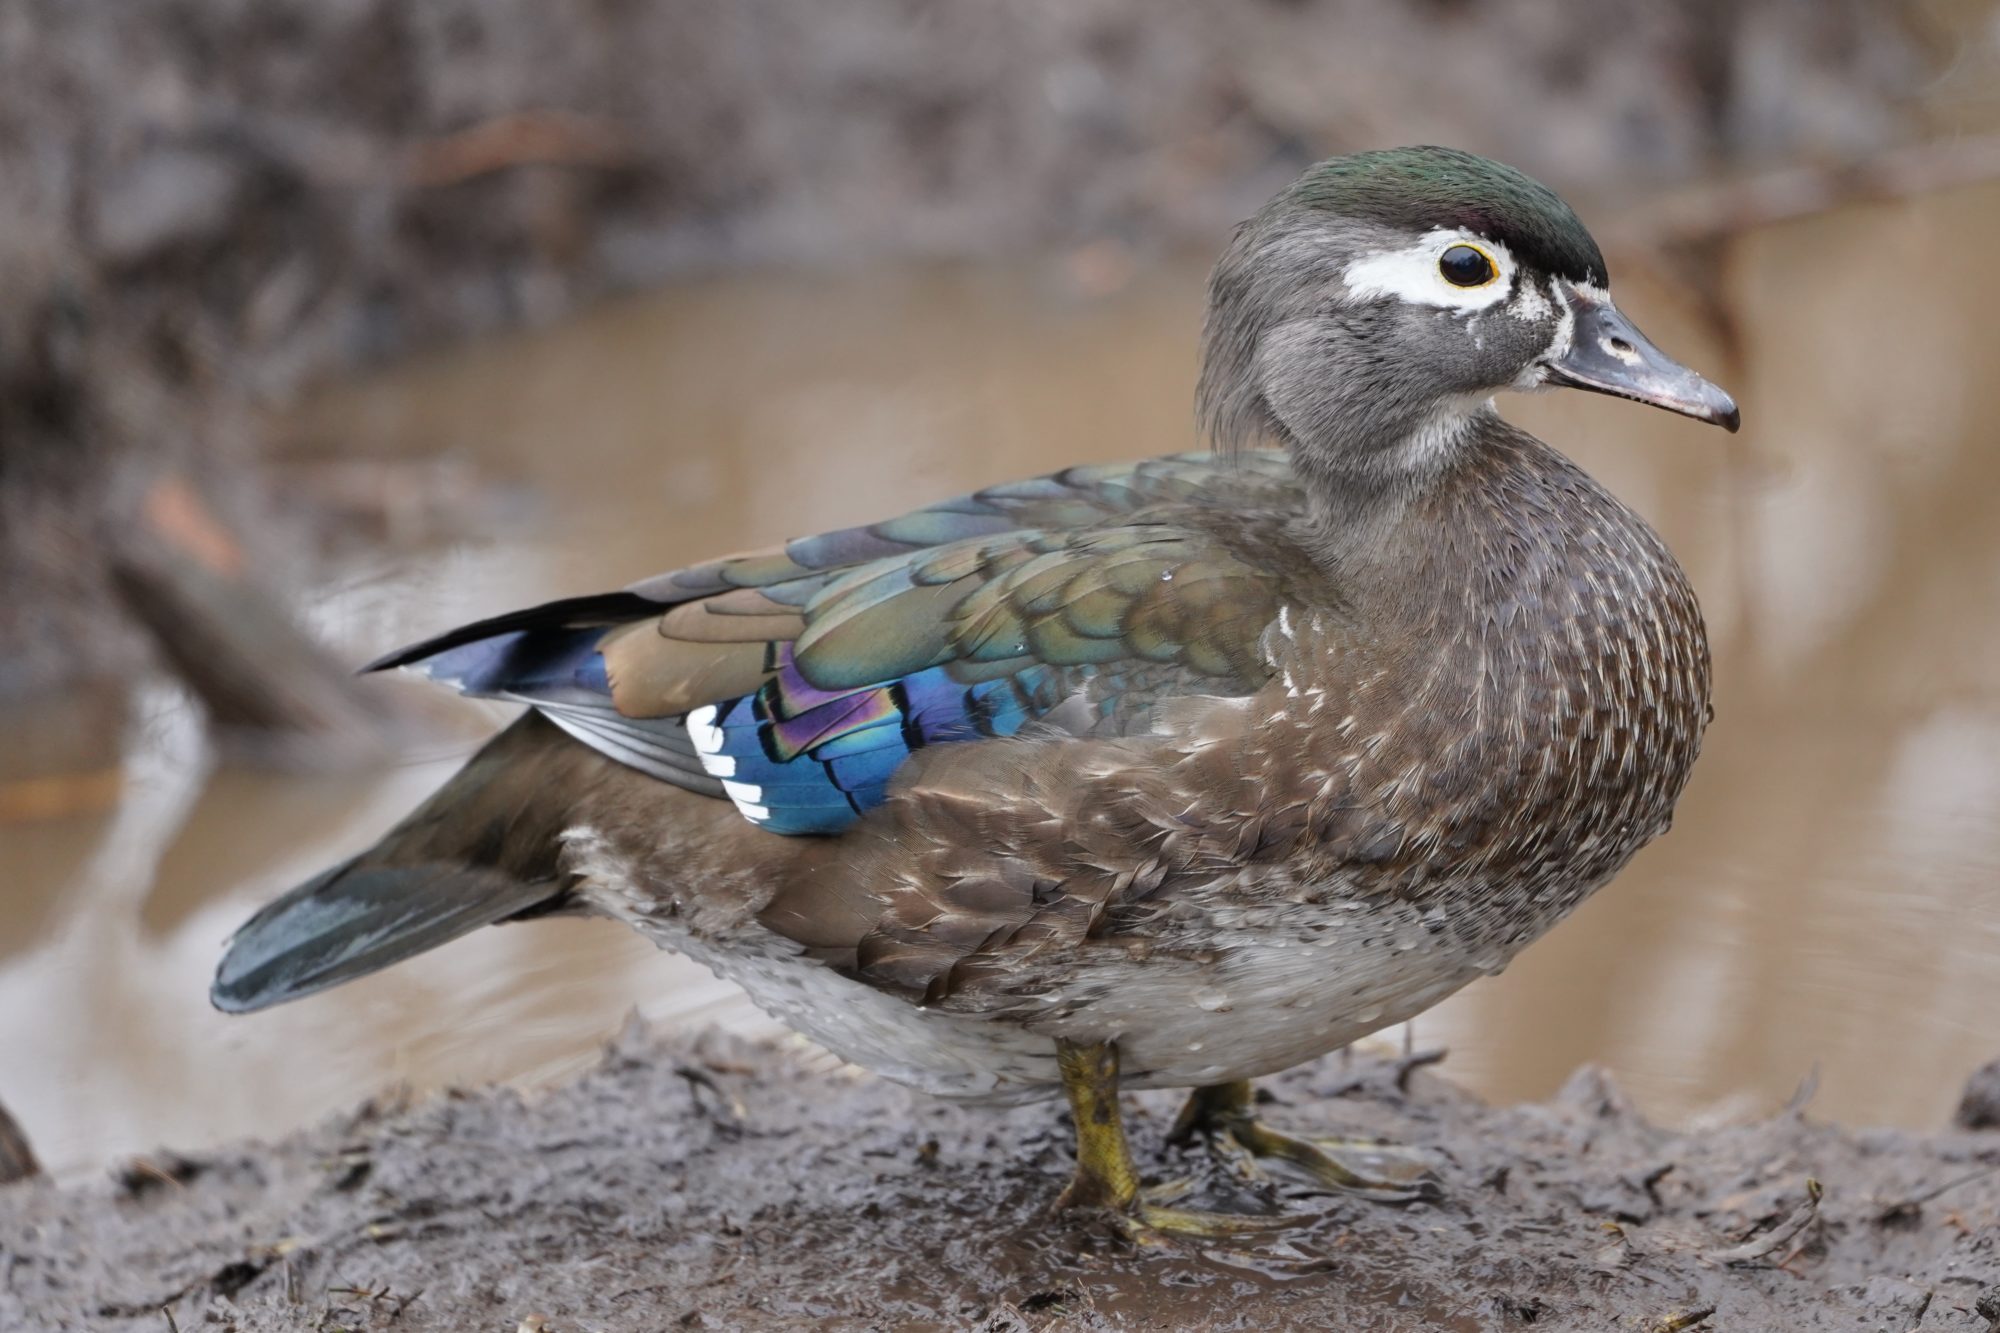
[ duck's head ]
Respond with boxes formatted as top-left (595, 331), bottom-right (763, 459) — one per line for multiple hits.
top-left (1199, 146), bottom-right (1738, 480)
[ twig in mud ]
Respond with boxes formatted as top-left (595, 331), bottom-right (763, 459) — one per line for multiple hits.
top-left (1641, 1162), bottom-right (1677, 1210)
top-left (1702, 1178), bottom-right (1822, 1267)
top-left (1783, 1064), bottom-right (1821, 1115)
top-left (320, 1279), bottom-right (423, 1327)
top-left (119, 1156), bottom-right (196, 1195)
top-left (676, 1065), bottom-right (749, 1132)
top-left (405, 110), bottom-right (633, 188)
top-left (1874, 1164), bottom-right (2000, 1226)
top-left (1321, 1046), bottom-right (1446, 1099)
top-left (1594, 1220), bottom-right (1632, 1271)
top-left (1395, 1047), bottom-right (1448, 1094)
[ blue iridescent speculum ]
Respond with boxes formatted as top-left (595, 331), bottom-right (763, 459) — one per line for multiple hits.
top-left (688, 646), bottom-right (1059, 833)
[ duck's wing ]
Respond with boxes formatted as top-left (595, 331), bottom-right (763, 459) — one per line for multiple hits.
top-left (371, 450), bottom-right (1302, 835)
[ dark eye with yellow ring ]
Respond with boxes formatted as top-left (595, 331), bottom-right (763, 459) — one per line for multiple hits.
top-left (1439, 244), bottom-right (1496, 288)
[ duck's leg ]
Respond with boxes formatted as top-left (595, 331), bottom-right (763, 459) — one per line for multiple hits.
top-left (1053, 1040), bottom-right (1276, 1239)
top-left (1168, 1080), bottom-right (1441, 1202)
top-left (1053, 1038), bottom-right (1141, 1212)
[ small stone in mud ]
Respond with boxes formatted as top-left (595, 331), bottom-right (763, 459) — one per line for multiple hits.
top-left (0, 1100), bottom-right (37, 1185)
top-left (1956, 1057), bottom-right (2000, 1130)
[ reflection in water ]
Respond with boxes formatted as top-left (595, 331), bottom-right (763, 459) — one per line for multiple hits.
top-left (6, 185), bottom-right (2000, 1176)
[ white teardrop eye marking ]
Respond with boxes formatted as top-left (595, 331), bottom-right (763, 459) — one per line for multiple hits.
top-left (1342, 228), bottom-right (1517, 313)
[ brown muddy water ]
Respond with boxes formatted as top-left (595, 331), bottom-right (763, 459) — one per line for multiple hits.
top-left (5, 183), bottom-right (2000, 1179)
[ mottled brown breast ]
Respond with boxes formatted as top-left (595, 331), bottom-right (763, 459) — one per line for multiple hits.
top-left (1260, 424), bottom-right (1711, 936)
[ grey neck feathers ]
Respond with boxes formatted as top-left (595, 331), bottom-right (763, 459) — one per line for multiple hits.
top-left (1284, 409), bottom-right (1488, 584)
top-left (1198, 299), bottom-right (1491, 574)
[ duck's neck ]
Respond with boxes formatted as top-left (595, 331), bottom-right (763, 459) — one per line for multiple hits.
top-left (1285, 397), bottom-right (1494, 578)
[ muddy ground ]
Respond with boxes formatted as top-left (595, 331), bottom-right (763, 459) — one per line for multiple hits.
top-left (4, 1027), bottom-right (1995, 1332)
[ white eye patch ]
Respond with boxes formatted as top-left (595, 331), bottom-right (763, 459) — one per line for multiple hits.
top-left (1341, 229), bottom-right (1518, 314)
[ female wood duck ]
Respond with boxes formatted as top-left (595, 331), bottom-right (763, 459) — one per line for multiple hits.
top-left (215, 147), bottom-right (1736, 1235)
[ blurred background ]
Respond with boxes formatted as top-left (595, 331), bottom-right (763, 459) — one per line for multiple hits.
top-left (4, 0), bottom-right (2000, 1179)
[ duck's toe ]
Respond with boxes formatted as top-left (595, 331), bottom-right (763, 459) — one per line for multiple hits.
top-left (1170, 1079), bottom-right (1444, 1203)
top-left (1225, 1123), bottom-right (1444, 1203)
top-left (1116, 1188), bottom-right (1291, 1245)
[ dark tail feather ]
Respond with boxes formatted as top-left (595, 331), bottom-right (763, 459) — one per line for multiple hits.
top-left (211, 713), bottom-right (589, 1013)
top-left (210, 860), bottom-right (555, 1013)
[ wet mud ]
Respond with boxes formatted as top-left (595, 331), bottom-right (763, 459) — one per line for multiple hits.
top-left (5, 1027), bottom-right (1995, 1332)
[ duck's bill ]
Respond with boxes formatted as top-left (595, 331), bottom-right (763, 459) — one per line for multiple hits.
top-left (1544, 286), bottom-right (1740, 433)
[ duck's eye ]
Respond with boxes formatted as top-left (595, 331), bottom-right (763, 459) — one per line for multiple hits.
top-left (1439, 244), bottom-right (1496, 288)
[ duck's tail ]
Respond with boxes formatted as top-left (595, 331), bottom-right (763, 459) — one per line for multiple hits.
top-left (211, 713), bottom-right (581, 1013)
